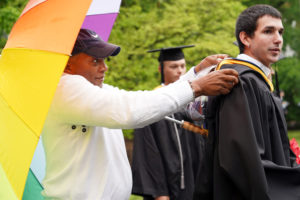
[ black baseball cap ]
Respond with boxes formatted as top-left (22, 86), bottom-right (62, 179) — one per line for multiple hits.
top-left (71, 29), bottom-right (121, 59)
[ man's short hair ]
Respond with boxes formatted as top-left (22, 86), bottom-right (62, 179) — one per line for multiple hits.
top-left (235, 4), bottom-right (282, 53)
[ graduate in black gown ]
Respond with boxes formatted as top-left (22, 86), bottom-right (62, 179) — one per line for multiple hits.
top-left (131, 46), bottom-right (208, 200)
top-left (200, 5), bottom-right (300, 200)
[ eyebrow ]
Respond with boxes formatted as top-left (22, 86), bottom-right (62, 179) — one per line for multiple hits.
top-left (264, 26), bottom-right (284, 31)
top-left (169, 63), bottom-right (186, 67)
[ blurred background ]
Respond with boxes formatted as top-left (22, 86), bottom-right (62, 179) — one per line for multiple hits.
top-left (1, 1), bottom-right (300, 199)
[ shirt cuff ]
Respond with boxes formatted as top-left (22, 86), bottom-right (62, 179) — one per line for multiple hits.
top-left (196, 65), bottom-right (216, 78)
top-left (163, 80), bottom-right (195, 106)
top-left (179, 66), bottom-right (197, 82)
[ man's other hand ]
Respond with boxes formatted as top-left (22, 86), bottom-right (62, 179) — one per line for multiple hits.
top-left (195, 54), bottom-right (229, 73)
top-left (191, 69), bottom-right (239, 97)
top-left (155, 196), bottom-right (170, 200)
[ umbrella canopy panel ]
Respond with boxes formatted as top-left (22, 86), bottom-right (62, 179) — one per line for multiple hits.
top-left (5, 0), bottom-right (92, 55)
top-left (0, 0), bottom-right (93, 198)
top-left (82, 0), bottom-right (122, 42)
top-left (25, 0), bottom-right (123, 199)
top-left (0, 48), bottom-right (68, 199)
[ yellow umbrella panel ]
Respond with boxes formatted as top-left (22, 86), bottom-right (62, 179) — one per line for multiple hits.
top-left (0, 0), bottom-right (93, 198)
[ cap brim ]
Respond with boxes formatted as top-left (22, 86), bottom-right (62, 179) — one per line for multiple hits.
top-left (148, 45), bottom-right (195, 53)
top-left (85, 42), bottom-right (121, 59)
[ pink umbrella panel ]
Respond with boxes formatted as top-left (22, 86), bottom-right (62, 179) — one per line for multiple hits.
top-left (82, 0), bottom-right (122, 42)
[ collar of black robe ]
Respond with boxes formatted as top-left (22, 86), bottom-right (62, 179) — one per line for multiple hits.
top-left (216, 58), bottom-right (274, 92)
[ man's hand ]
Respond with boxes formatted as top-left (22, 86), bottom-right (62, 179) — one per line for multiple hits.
top-left (155, 196), bottom-right (170, 200)
top-left (190, 69), bottom-right (239, 97)
top-left (195, 54), bottom-right (229, 73)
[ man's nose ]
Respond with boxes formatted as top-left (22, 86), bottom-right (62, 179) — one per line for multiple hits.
top-left (98, 63), bottom-right (108, 72)
top-left (274, 31), bottom-right (283, 45)
top-left (178, 68), bottom-right (185, 74)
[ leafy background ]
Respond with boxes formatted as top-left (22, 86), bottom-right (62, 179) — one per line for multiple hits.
top-left (1, 0), bottom-right (300, 132)
top-left (1, 1), bottom-right (300, 199)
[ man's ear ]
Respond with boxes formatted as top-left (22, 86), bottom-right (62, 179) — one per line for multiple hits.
top-left (239, 31), bottom-right (251, 49)
top-left (158, 65), bottom-right (162, 73)
top-left (64, 60), bottom-right (72, 73)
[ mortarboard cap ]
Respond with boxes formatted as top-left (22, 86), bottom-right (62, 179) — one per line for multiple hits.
top-left (148, 45), bottom-right (195, 83)
top-left (148, 45), bottom-right (195, 62)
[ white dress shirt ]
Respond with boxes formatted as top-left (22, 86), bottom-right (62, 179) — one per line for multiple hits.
top-left (42, 67), bottom-right (198, 200)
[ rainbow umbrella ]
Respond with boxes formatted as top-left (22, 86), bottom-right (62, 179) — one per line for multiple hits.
top-left (82, 0), bottom-right (122, 42)
top-left (0, 0), bottom-right (121, 199)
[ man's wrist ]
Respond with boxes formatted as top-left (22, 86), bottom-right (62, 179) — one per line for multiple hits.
top-left (155, 196), bottom-right (170, 200)
top-left (188, 80), bottom-right (202, 98)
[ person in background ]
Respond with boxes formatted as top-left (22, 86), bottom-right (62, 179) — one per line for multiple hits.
top-left (280, 90), bottom-right (289, 115)
top-left (131, 45), bottom-right (227, 200)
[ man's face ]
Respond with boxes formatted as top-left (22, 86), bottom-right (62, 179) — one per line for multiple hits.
top-left (244, 15), bottom-right (284, 67)
top-left (162, 59), bottom-right (186, 85)
top-left (66, 53), bottom-right (108, 87)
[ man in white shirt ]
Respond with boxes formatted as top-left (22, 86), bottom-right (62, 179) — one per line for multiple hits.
top-left (202, 4), bottom-right (300, 200)
top-left (41, 28), bottom-right (239, 200)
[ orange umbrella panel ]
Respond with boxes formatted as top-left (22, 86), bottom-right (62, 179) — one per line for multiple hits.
top-left (5, 0), bottom-right (93, 55)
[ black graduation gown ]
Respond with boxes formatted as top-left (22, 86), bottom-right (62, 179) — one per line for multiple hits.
top-left (132, 112), bottom-right (207, 200)
top-left (201, 62), bottom-right (300, 200)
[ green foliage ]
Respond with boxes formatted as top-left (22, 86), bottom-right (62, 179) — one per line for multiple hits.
top-left (122, 0), bottom-right (164, 12)
top-left (288, 130), bottom-right (300, 142)
top-left (280, 1), bottom-right (300, 57)
top-left (123, 129), bottom-right (134, 140)
top-left (0, 0), bottom-right (27, 8)
top-left (106, 0), bottom-right (245, 91)
top-left (275, 58), bottom-right (300, 121)
top-left (0, 6), bottom-right (19, 51)
top-left (106, 0), bottom-right (245, 139)
top-left (0, 0), bottom-right (27, 52)
top-left (129, 194), bottom-right (143, 200)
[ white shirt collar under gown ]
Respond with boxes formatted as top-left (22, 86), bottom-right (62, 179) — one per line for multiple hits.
top-left (237, 54), bottom-right (271, 78)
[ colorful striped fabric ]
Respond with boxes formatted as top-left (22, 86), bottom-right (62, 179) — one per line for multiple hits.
top-left (0, 0), bottom-right (93, 199)
top-left (22, 169), bottom-right (44, 200)
top-left (26, 0), bottom-right (122, 197)
top-left (82, 0), bottom-right (122, 42)
top-left (0, 0), bottom-right (122, 199)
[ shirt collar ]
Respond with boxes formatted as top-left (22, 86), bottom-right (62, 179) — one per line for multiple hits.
top-left (237, 54), bottom-right (271, 77)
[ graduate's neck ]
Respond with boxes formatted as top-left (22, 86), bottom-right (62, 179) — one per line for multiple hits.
top-left (243, 49), bottom-right (272, 68)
